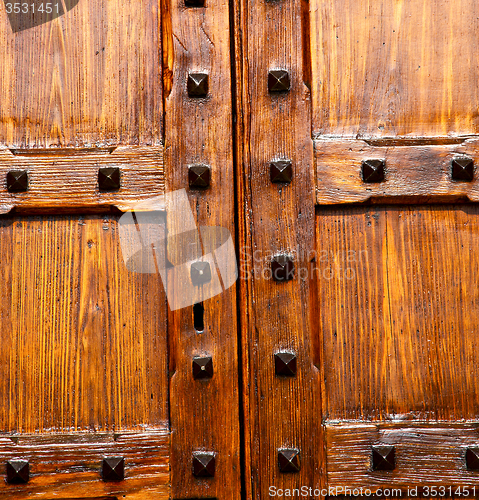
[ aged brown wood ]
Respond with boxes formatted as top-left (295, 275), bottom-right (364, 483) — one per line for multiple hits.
top-left (316, 139), bottom-right (479, 205)
top-left (0, 215), bottom-right (168, 433)
top-left (163, 0), bottom-right (241, 497)
top-left (327, 423), bottom-right (479, 490)
top-left (0, 431), bottom-right (169, 499)
top-left (0, 0), bottom-right (162, 148)
top-left (316, 204), bottom-right (479, 421)
top-left (0, 147), bottom-right (164, 213)
top-left (310, 0), bottom-right (479, 138)
top-left (234, 0), bottom-right (323, 497)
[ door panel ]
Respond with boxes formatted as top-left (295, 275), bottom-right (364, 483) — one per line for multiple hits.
top-left (310, 0), bottom-right (479, 138)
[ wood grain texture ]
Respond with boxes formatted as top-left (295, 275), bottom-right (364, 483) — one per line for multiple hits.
top-left (0, 146), bottom-right (164, 213)
top-left (0, 215), bottom-right (168, 433)
top-left (316, 139), bottom-right (479, 205)
top-left (0, 0), bottom-right (161, 147)
top-left (163, 0), bottom-right (240, 497)
top-left (317, 205), bottom-right (479, 421)
top-left (234, 0), bottom-right (323, 496)
top-left (310, 0), bottom-right (479, 138)
top-left (327, 423), bottom-right (479, 490)
top-left (0, 430), bottom-right (169, 499)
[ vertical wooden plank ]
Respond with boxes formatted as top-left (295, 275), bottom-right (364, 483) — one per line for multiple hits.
top-left (234, 0), bottom-right (323, 497)
top-left (163, 0), bottom-right (240, 497)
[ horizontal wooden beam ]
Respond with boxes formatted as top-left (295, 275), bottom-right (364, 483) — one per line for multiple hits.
top-left (0, 430), bottom-right (169, 499)
top-left (316, 138), bottom-right (479, 205)
top-left (0, 146), bottom-right (164, 213)
top-left (327, 422), bottom-right (479, 490)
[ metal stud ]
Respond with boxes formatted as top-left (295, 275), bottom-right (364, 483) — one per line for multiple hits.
top-left (191, 261), bottom-right (212, 286)
top-left (7, 170), bottom-right (28, 192)
top-left (187, 73), bottom-right (208, 97)
top-left (274, 352), bottom-right (297, 377)
top-left (193, 356), bottom-right (214, 379)
top-left (271, 255), bottom-right (294, 282)
top-left (185, 0), bottom-right (205, 6)
top-left (192, 451), bottom-right (216, 477)
top-left (98, 167), bottom-right (121, 191)
top-left (452, 157), bottom-right (474, 181)
top-left (278, 448), bottom-right (300, 473)
top-left (268, 70), bottom-right (290, 93)
top-left (6, 460), bottom-right (29, 484)
top-left (361, 159), bottom-right (385, 183)
top-left (189, 164), bottom-right (211, 188)
top-left (102, 457), bottom-right (125, 481)
top-left (466, 447), bottom-right (479, 470)
top-left (270, 160), bottom-right (293, 184)
top-left (371, 445), bottom-right (395, 471)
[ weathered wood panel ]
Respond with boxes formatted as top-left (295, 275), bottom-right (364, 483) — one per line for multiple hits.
top-left (0, 431), bottom-right (169, 499)
top-left (0, 215), bottom-right (168, 433)
top-left (234, 0), bottom-right (323, 496)
top-left (0, 0), bottom-right (162, 147)
top-left (316, 139), bottom-right (479, 205)
top-left (0, 147), bottom-right (164, 213)
top-left (317, 205), bottom-right (479, 421)
top-left (163, 0), bottom-right (240, 496)
top-left (327, 423), bottom-right (479, 490)
top-left (310, 0), bottom-right (479, 138)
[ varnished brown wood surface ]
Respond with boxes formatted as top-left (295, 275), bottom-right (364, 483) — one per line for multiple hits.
top-left (0, 215), bottom-right (168, 433)
top-left (0, 146), bottom-right (164, 213)
top-left (317, 205), bottom-right (479, 421)
top-left (0, 431), bottom-right (169, 499)
top-left (163, 0), bottom-right (240, 497)
top-left (327, 423), bottom-right (479, 489)
top-left (316, 139), bottom-right (479, 205)
top-left (310, 0), bottom-right (479, 138)
top-left (0, 0), bottom-right (161, 148)
top-left (234, 0), bottom-right (323, 496)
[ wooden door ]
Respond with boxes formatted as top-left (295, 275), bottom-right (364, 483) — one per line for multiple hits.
top-left (236, 0), bottom-right (479, 498)
top-left (0, 0), bottom-right (239, 499)
top-left (2, 0), bottom-right (479, 499)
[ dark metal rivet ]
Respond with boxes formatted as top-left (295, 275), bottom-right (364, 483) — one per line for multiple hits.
top-left (268, 70), bottom-right (290, 93)
top-left (7, 170), bottom-right (28, 192)
top-left (6, 460), bottom-right (29, 484)
top-left (98, 167), bottom-right (120, 191)
top-left (452, 157), bottom-right (474, 181)
top-left (270, 160), bottom-right (293, 184)
top-left (274, 352), bottom-right (297, 376)
top-left (193, 356), bottom-right (213, 379)
top-left (185, 0), bottom-right (205, 6)
top-left (278, 448), bottom-right (300, 473)
top-left (271, 255), bottom-right (294, 282)
top-left (192, 452), bottom-right (216, 477)
top-left (466, 447), bottom-right (479, 470)
top-left (191, 261), bottom-right (212, 286)
top-left (372, 445), bottom-right (395, 471)
top-left (187, 73), bottom-right (208, 97)
top-left (361, 159), bottom-right (385, 183)
top-left (189, 164), bottom-right (211, 188)
top-left (102, 457), bottom-right (124, 481)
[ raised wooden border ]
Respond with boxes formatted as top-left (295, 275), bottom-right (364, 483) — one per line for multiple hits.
top-left (316, 138), bottom-right (479, 205)
top-left (327, 422), bottom-right (479, 490)
top-left (163, 0), bottom-right (241, 497)
top-left (0, 430), bottom-right (169, 499)
top-left (234, 0), bottom-right (323, 497)
top-left (0, 147), bottom-right (164, 213)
